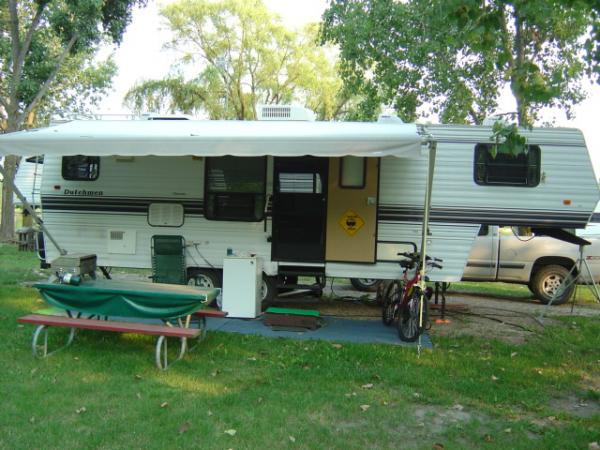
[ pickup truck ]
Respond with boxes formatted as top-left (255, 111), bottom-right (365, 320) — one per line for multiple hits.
top-left (462, 225), bottom-right (600, 304)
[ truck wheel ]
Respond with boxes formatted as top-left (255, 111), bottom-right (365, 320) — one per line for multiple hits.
top-left (350, 278), bottom-right (382, 292)
top-left (531, 265), bottom-right (575, 305)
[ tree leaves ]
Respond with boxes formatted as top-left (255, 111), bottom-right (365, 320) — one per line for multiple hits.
top-left (322, 0), bottom-right (597, 125)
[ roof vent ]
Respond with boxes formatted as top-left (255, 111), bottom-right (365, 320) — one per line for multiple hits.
top-left (257, 105), bottom-right (316, 121)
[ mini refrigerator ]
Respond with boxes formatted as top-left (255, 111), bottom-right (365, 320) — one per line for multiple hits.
top-left (222, 256), bottom-right (262, 318)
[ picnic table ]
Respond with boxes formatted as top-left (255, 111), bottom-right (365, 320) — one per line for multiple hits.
top-left (19, 279), bottom-right (223, 369)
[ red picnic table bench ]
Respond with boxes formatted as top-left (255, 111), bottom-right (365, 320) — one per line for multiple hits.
top-left (19, 280), bottom-right (227, 370)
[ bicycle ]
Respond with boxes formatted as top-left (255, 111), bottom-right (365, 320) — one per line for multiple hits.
top-left (381, 252), bottom-right (442, 342)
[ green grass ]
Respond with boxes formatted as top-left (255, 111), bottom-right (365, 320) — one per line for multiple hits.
top-left (0, 244), bottom-right (599, 449)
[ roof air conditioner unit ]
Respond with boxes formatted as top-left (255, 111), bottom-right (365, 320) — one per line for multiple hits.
top-left (257, 105), bottom-right (316, 121)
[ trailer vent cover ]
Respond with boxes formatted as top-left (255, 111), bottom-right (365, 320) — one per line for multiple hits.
top-left (110, 231), bottom-right (124, 240)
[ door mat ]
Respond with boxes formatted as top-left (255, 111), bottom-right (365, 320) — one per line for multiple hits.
top-left (263, 307), bottom-right (322, 330)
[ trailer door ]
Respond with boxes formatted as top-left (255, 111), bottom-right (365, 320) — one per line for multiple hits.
top-left (271, 157), bottom-right (328, 263)
top-left (325, 157), bottom-right (379, 263)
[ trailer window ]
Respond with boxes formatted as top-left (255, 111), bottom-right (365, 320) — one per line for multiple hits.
top-left (204, 156), bottom-right (266, 221)
top-left (340, 156), bottom-right (366, 188)
top-left (62, 156), bottom-right (100, 181)
top-left (474, 145), bottom-right (540, 187)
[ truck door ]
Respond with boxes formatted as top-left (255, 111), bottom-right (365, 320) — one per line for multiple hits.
top-left (325, 157), bottom-right (379, 263)
top-left (464, 225), bottom-right (499, 280)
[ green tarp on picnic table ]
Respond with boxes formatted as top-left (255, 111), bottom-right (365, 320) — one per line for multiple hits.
top-left (32, 279), bottom-right (219, 319)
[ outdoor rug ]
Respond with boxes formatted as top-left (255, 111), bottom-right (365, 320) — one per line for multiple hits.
top-left (205, 316), bottom-right (433, 348)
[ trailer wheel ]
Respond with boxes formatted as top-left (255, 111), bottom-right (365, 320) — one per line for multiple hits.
top-left (530, 265), bottom-right (575, 305)
top-left (261, 275), bottom-right (277, 307)
top-left (188, 268), bottom-right (222, 307)
top-left (350, 278), bottom-right (382, 292)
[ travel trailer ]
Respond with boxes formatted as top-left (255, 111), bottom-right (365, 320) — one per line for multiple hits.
top-left (0, 107), bottom-right (598, 302)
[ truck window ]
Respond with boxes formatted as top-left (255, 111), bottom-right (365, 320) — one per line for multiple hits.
top-left (62, 156), bottom-right (100, 181)
top-left (204, 156), bottom-right (266, 221)
top-left (474, 144), bottom-right (540, 187)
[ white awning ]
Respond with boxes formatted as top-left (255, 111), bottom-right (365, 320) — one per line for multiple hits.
top-left (0, 119), bottom-right (423, 158)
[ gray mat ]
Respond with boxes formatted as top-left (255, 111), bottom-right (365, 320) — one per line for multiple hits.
top-left (205, 316), bottom-right (432, 348)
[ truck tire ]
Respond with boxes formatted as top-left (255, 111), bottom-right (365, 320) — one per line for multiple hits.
top-left (350, 278), bottom-right (382, 292)
top-left (530, 265), bottom-right (575, 305)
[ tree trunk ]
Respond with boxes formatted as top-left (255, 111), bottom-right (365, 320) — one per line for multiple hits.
top-left (0, 154), bottom-right (19, 242)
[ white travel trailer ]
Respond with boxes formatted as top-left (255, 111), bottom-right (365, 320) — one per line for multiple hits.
top-left (0, 110), bottom-right (598, 301)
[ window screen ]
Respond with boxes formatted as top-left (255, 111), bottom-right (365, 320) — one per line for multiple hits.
top-left (204, 156), bottom-right (266, 221)
top-left (62, 156), bottom-right (100, 181)
top-left (277, 172), bottom-right (323, 193)
top-left (474, 144), bottom-right (540, 187)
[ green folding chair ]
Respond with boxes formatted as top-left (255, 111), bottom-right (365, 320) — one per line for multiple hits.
top-left (151, 235), bottom-right (187, 285)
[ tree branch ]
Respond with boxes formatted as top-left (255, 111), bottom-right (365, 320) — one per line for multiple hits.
top-left (19, 33), bottom-right (79, 124)
top-left (16, 4), bottom-right (46, 76)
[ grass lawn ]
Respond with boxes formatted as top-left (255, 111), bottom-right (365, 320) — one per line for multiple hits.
top-left (0, 244), bottom-right (599, 449)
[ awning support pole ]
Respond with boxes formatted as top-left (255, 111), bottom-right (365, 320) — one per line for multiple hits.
top-left (0, 162), bottom-right (67, 255)
top-left (418, 140), bottom-right (437, 351)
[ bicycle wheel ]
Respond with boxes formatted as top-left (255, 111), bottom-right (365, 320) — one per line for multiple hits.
top-left (382, 280), bottom-right (402, 326)
top-left (397, 288), bottom-right (428, 342)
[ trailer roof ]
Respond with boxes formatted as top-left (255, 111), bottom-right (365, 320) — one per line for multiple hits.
top-left (0, 120), bottom-right (423, 158)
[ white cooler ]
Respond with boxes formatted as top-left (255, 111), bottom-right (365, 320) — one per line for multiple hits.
top-left (222, 256), bottom-right (262, 318)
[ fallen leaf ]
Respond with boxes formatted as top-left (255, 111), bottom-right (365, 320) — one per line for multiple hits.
top-left (382, 401), bottom-right (389, 406)
top-left (452, 404), bottom-right (464, 411)
top-left (135, 374), bottom-right (142, 380)
top-left (361, 383), bottom-right (374, 389)
top-left (360, 404), bottom-right (370, 412)
top-left (547, 416), bottom-right (556, 421)
top-left (503, 428), bottom-right (512, 433)
top-left (432, 444), bottom-right (444, 450)
top-left (491, 375), bottom-right (498, 381)
top-left (73, 357), bottom-right (79, 361)
top-left (247, 356), bottom-right (257, 361)
top-left (224, 429), bottom-right (237, 436)
top-left (289, 436), bottom-right (296, 443)
top-left (331, 344), bottom-right (342, 349)
top-left (75, 407), bottom-right (86, 414)
top-left (483, 434), bottom-right (492, 442)
top-left (160, 402), bottom-right (169, 408)
top-left (17, 324), bottom-right (24, 328)
top-left (136, 392), bottom-right (142, 399)
top-left (510, 352), bottom-right (518, 358)
top-left (178, 422), bottom-right (190, 434)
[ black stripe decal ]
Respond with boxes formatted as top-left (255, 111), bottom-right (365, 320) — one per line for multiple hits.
top-left (377, 205), bottom-right (589, 227)
top-left (42, 195), bottom-right (204, 215)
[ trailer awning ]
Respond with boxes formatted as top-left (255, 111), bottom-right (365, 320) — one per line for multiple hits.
top-left (0, 120), bottom-right (423, 158)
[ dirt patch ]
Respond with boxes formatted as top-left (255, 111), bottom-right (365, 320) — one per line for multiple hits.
top-left (413, 404), bottom-right (480, 433)
top-left (549, 394), bottom-right (600, 418)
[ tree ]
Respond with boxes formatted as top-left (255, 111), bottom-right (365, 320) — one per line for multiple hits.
top-left (322, 0), bottom-right (599, 126)
top-left (0, 0), bottom-right (145, 241)
top-left (124, 0), bottom-right (356, 120)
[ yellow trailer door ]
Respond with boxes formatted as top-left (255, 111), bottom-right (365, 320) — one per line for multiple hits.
top-left (325, 157), bottom-right (379, 263)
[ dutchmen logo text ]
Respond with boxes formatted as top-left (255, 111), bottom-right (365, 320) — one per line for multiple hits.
top-left (64, 189), bottom-right (103, 196)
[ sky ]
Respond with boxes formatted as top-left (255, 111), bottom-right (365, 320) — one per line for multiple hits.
top-left (96, 0), bottom-right (600, 176)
